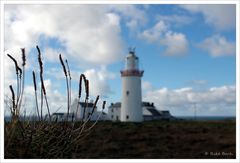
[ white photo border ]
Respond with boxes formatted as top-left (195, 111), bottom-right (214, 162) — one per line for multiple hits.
top-left (0, 0), bottom-right (239, 163)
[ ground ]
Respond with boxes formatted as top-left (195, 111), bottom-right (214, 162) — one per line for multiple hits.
top-left (5, 120), bottom-right (236, 159)
top-left (73, 120), bottom-right (236, 159)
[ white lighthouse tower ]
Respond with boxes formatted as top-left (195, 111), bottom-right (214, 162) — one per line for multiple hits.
top-left (120, 48), bottom-right (144, 122)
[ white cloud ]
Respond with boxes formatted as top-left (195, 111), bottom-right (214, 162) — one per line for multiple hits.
top-left (5, 5), bottom-right (125, 67)
top-left (126, 19), bottom-right (138, 31)
top-left (198, 35), bottom-right (235, 57)
top-left (139, 20), bottom-right (188, 56)
top-left (110, 5), bottom-right (147, 31)
top-left (138, 20), bottom-right (168, 43)
top-left (44, 65), bottom-right (116, 98)
top-left (4, 5), bottom-right (149, 103)
top-left (143, 85), bottom-right (236, 116)
top-left (160, 31), bottom-right (188, 56)
top-left (157, 15), bottom-right (193, 27)
top-left (84, 67), bottom-right (116, 98)
top-left (4, 5), bottom-right (127, 111)
top-left (43, 48), bottom-right (63, 63)
top-left (179, 4), bottom-right (236, 31)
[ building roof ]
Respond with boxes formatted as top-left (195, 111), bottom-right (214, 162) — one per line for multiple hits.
top-left (109, 102), bottom-right (155, 108)
top-left (52, 113), bottom-right (64, 116)
top-left (159, 110), bottom-right (171, 116)
top-left (79, 102), bottom-right (95, 108)
top-left (142, 102), bottom-right (154, 107)
top-left (146, 108), bottom-right (162, 116)
top-left (109, 102), bottom-right (121, 108)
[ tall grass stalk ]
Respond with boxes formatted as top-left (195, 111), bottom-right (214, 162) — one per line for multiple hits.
top-left (7, 54), bottom-right (21, 112)
top-left (78, 95), bottom-right (99, 135)
top-left (76, 74), bottom-right (84, 121)
top-left (40, 73), bottom-right (51, 121)
top-left (36, 45), bottom-right (43, 121)
top-left (9, 85), bottom-right (16, 115)
top-left (59, 54), bottom-right (70, 121)
top-left (82, 79), bottom-right (89, 122)
top-left (71, 100), bottom-right (106, 145)
top-left (37, 45), bottom-right (51, 121)
top-left (17, 67), bottom-right (22, 106)
top-left (32, 71), bottom-right (40, 121)
top-left (65, 59), bottom-right (72, 119)
top-left (84, 100), bottom-right (106, 132)
top-left (18, 48), bottom-right (26, 112)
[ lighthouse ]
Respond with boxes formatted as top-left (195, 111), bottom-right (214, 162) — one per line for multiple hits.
top-left (120, 48), bottom-right (144, 122)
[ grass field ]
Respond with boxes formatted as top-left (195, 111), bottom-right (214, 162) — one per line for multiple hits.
top-left (5, 120), bottom-right (236, 159)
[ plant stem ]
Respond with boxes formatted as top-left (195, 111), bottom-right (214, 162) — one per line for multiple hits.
top-left (44, 94), bottom-right (51, 122)
top-left (66, 60), bottom-right (71, 121)
top-left (40, 87), bottom-right (43, 121)
top-left (65, 76), bottom-right (70, 121)
top-left (18, 48), bottom-right (26, 112)
top-left (32, 71), bottom-right (40, 121)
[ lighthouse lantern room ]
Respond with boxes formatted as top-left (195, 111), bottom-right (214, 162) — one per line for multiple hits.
top-left (120, 48), bottom-right (144, 122)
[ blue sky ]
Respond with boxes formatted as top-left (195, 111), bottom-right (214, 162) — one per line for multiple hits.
top-left (4, 4), bottom-right (236, 116)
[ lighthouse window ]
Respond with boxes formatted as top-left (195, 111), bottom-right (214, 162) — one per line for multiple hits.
top-left (126, 115), bottom-right (129, 119)
top-left (126, 90), bottom-right (129, 96)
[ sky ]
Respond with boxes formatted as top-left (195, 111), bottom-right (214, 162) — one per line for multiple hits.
top-left (4, 4), bottom-right (236, 117)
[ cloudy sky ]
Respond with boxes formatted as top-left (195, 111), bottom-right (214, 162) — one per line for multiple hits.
top-left (4, 4), bottom-right (236, 117)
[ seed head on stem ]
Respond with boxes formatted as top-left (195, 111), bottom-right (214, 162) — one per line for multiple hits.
top-left (36, 45), bottom-right (43, 75)
top-left (7, 54), bottom-right (20, 75)
top-left (102, 101), bottom-right (106, 110)
top-left (59, 54), bottom-right (67, 77)
top-left (32, 71), bottom-right (37, 91)
top-left (21, 48), bottom-right (26, 66)
top-left (9, 85), bottom-right (15, 109)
